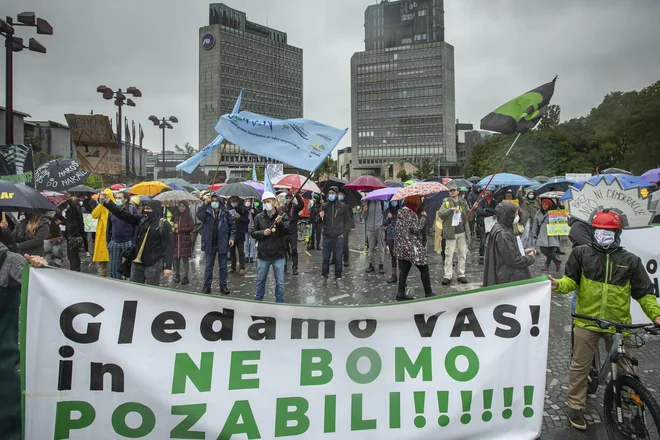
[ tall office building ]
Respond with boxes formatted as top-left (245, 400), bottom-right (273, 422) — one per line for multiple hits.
top-left (199, 3), bottom-right (303, 179)
top-left (351, 0), bottom-right (457, 178)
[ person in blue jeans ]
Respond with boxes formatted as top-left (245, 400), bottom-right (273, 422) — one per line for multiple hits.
top-left (251, 191), bottom-right (290, 303)
top-left (320, 186), bottom-right (352, 286)
top-left (197, 194), bottom-right (235, 295)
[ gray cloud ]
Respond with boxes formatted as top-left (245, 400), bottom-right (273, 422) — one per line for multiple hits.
top-left (3, 0), bottom-right (659, 156)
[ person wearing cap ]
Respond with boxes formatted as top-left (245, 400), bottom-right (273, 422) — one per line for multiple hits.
top-left (281, 191), bottom-right (304, 275)
top-left (549, 209), bottom-right (660, 431)
top-left (198, 194), bottom-right (236, 295)
top-left (251, 191), bottom-right (290, 303)
top-left (438, 183), bottom-right (471, 285)
top-left (532, 198), bottom-right (561, 272)
top-left (476, 186), bottom-right (499, 264)
top-left (331, 188), bottom-right (355, 267)
top-left (320, 186), bottom-right (352, 285)
top-left (102, 198), bottom-right (174, 286)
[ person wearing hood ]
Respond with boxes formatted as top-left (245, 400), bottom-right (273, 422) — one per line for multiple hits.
top-left (335, 188), bottom-right (355, 267)
top-left (12, 212), bottom-right (48, 257)
top-left (476, 186), bottom-right (498, 264)
top-left (568, 217), bottom-right (593, 248)
top-left (483, 204), bottom-right (536, 287)
top-left (172, 201), bottom-right (195, 284)
top-left (438, 183), bottom-right (471, 285)
top-left (517, 186), bottom-right (540, 248)
top-left (549, 209), bottom-right (660, 432)
top-left (394, 195), bottom-right (434, 301)
top-left (197, 194), bottom-right (236, 294)
top-left (102, 198), bottom-right (174, 286)
top-left (382, 197), bottom-right (400, 284)
top-left (106, 191), bottom-right (138, 279)
top-left (320, 186), bottom-right (352, 285)
top-left (228, 196), bottom-right (249, 276)
top-left (90, 189), bottom-right (115, 277)
top-left (62, 195), bottom-right (85, 271)
top-left (532, 198), bottom-right (562, 272)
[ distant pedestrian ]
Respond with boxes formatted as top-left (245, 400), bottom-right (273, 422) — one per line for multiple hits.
top-left (517, 186), bottom-right (540, 248)
top-left (533, 198), bottom-right (561, 272)
top-left (90, 190), bottom-right (114, 277)
top-left (62, 196), bottom-right (85, 272)
top-left (383, 198), bottom-right (399, 284)
top-left (282, 191), bottom-right (304, 275)
top-left (106, 191), bottom-right (138, 279)
top-left (320, 186), bottom-right (352, 285)
top-left (364, 198), bottom-right (386, 274)
top-left (198, 194), bottom-right (236, 294)
top-left (172, 201), bottom-right (195, 285)
top-left (476, 187), bottom-right (498, 264)
top-left (438, 183), bottom-right (470, 285)
top-left (337, 188), bottom-right (355, 267)
top-left (228, 196), bottom-right (249, 276)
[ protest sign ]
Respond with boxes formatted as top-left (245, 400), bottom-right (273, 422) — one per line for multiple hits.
top-left (565, 173), bottom-right (591, 182)
top-left (546, 210), bottom-right (569, 236)
top-left (484, 216), bottom-right (496, 233)
top-left (83, 213), bottom-right (98, 233)
top-left (501, 200), bottom-right (519, 207)
top-left (621, 226), bottom-right (660, 323)
top-left (22, 269), bottom-right (551, 440)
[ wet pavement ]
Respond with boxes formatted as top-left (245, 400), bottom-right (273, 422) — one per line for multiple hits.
top-left (79, 227), bottom-right (660, 438)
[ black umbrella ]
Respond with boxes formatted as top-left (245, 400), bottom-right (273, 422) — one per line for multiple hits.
top-left (601, 167), bottom-right (632, 175)
top-left (216, 182), bottom-right (261, 198)
top-left (226, 177), bottom-right (247, 184)
top-left (448, 178), bottom-right (473, 189)
top-left (467, 176), bottom-right (481, 184)
top-left (318, 177), bottom-right (347, 191)
top-left (0, 181), bottom-right (57, 212)
top-left (318, 177), bottom-right (361, 207)
top-left (493, 185), bottom-right (520, 202)
top-left (35, 159), bottom-right (89, 191)
top-left (534, 181), bottom-right (573, 195)
top-left (384, 180), bottom-right (404, 188)
top-left (68, 185), bottom-right (97, 194)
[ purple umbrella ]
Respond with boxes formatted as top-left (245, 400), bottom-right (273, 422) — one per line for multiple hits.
top-left (364, 187), bottom-right (399, 201)
top-left (641, 168), bottom-right (660, 184)
top-left (244, 180), bottom-right (264, 194)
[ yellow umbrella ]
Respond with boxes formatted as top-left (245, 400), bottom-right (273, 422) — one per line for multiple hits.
top-left (129, 181), bottom-right (171, 196)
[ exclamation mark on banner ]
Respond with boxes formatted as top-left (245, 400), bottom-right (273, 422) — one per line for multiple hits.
top-left (523, 386), bottom-right (535, 418)
top-left (413, 391), bottom-right (426, 428)
top-left (460, 391), bottom-right (472, 425)
top-left (502, 387), bottom-right (514, 419)
top-left (437, 391), bottom-right (450, 427)
top-left (529, 305), bottom-right (540, 337)
top-left (482, 389), bottom-right (493, 422)
top-left (389, 392), bottom-right (401, 429)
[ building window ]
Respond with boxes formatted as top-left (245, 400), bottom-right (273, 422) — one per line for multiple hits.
top-left (418, 10), bottom-right (427, 16)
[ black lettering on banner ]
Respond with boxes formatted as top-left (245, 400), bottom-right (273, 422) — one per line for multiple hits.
top-left (58, 346), bottom-right (74, 391)
top-left (151, 311), bottom-right (186, 343)
top-left (291, 319), bottom-right (336, 340)
top-left (414, 312), bottom-right (446, 337)
top-left (200, 309), bottom-right (235, 342)
top-left (493, 305), bottom-right (521, 338)
top-left (59, 302), bottom-right (104, 344)
top-left (348, 320), bottom-right (377, 339)
top-left (248, 316), bottom-right (276, 340)
top-left (90, 362), bottom-right (125, 392)
top-left (117, 301), bottom-right (138, 344)
top-left (450, 308), bottom-right (485, 337)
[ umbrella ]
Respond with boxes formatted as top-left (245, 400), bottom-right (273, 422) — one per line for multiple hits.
top-left (244, 180), bottom-right (264, 194)
top-left (641, 168), bottom-right (660, 184)
top-left (493, 185), bottom-right (520, 201)
top-left (208, 183), bottom-right (227, 191)
top-left (364, 187), bottom-right (399, 201)
top-left (391, 182), bottom-right (449, 201)
top-left (130, 181), bottom-right (171, 196)
top-left (404, 179), bottom-right (416, 187)
top-left (534, 180), bottom-right (575, 195)
top-left (165, 182), bottom-right (186, 192)
top-left (344, 175), bottom-right (386, 191)
top-left (318, 177), bottom-right (347, 191)
top-left (192, 183), bottom-right (209, 190)
top-left (154, 190), bottom-right (201, 205)
top-left (34, 158), bottom-right (90, 191)
top-left (68, 184), bottom-right (97, 194)
top-left (110, 183), bottom-right (125, 191)
top-left (274, 174), bottom-right (321, 192)
top-left (318, 177), bottom-right (361, 207)
top-left (560, 174), bottom-right (653, 201)
top-left (467, 176), bottom-right (482, 184)
top-left (477, 173), bottom-right (533, 188)
top-left (0, 181), bottom-right (57, 212)
top-left (40, 190), bottom-right (67, 207)
top-left (448, 178), bottom-right (473, 188)
top-left (226, 177), bottom-right (247, 184)
top-left (538, 191), bottom-right (565, 199)
top-left (162, 178), bottom-right (197, 193)
top-left (601, 167), bottom-right (632, 175)
top-left (384, 180), bottom-right (404, 188)
top-left (216, 182), bottom-right (262, 199)
top-left (532, 175), bottom-right (550, 183)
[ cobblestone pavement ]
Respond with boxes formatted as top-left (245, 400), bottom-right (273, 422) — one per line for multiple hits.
top-left (79, 227), bottom-right (660, 439)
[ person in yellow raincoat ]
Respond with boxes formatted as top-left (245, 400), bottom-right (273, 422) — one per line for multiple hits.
top-left (91, 189), bottom-right (115, 277)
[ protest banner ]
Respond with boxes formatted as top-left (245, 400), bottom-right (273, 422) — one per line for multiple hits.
top-left (65, 114), bottom-right (123, 176)
top-left (546, 210), bottom-right (569, 236)
top-left (83, 213), bottom-right (98, 233)
top-left (501, 200), bottom-right (519, 207)
top-left (0, 144), bottom-right (34, 184)
top-left (565, 173), bottom-right (591, 182)
top-left (22, 269), bottom-right (551, 440)
top-left (621, 226), bottom-right (660, 323)
top-left (266, 164), bottom-right (284, 182)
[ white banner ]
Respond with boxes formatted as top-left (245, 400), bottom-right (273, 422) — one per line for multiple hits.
top-left (82, 213), bottom-right (98, 233)
top-left (621, 226), bottom-right (660, 323)
top-left (565, 173), bottom-right (591, 182)
top-left (23, 269), bottom-right (551, 440)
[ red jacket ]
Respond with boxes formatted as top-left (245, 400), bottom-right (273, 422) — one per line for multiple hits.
top-left (172, 211), bottom-right (195, 259)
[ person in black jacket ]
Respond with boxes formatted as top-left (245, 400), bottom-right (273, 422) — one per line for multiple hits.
top-left (251, 191), bottom-right (290, 303)
top-left (320, 186), bottom-right (352, 285)
top-left (62, 196), bottom-right (85, 271)
top-left (102, 198), bottom-right (174, 286)
top-left (476, 187), bottom-right (498, 264)
top-left (307, 193), bottom-right (322, 251)
top-left (281, 191), bottom-right (304, 275)
top-left (228, 196), bottom-right (249, 275)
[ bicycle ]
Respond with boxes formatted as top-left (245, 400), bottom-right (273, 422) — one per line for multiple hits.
top-left (572, 313), bottom-right (660, 439)
top-left (297, 220), bottom-right (309, 243)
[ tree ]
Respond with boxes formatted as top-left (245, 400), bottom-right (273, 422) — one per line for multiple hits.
top-left (537, 104), bottom-right (561, 130)
top-left (314, 156), bottom-right (337, 180)
top-left (413, 157), bottom-right (435, 180)
top-left (174, 142), bottom-right (196, 158)
top-left (84, 173), bottom-right (103, 189)
top-left (396, 170), bottom-right (410, 181)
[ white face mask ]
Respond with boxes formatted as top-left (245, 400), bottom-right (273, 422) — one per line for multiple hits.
top-left (514, 215), bottom-right (520, 224)
top-left (231, 202), bottom-right (238, 208)
top-left (264, 203), bottom-right (273, 212)
top-left (594, 229), bottom-right (616, 247)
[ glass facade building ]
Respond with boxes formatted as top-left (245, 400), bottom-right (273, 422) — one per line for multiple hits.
top-left (199, 4), bottom-right (303, 176)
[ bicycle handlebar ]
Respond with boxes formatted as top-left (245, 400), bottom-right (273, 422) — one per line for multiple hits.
top-left (572, 313), bottom-right (659, 333)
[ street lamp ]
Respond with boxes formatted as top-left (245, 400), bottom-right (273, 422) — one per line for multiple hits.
top-left (149, 116), bottom-right (178, 175)
top-left (1, 12), bottom-right (53, 145)
top-left (97, 85), bottom-right (142, 175)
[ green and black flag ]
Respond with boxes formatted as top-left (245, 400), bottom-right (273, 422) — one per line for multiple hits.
top-left (480, 76), bottom-right (557, 134)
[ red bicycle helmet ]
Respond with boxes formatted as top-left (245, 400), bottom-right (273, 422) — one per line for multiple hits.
top-left (592, 209), bottom-right (623, 230)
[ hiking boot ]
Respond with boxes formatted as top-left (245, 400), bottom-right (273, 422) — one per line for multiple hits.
top-left (343, 261), bottom-right (350, 267)
top-left (366, 264), bottom-right (375, 273)
top-left (425, 292), bottom-right (436, 298)
top-left (387, 274), bottom-right (398, 284)
top-left (554, 260), bottom-right (562, 272)
top-left (173, 275), bottom-right (180, 283)
top-left (181, 277), bottom-right (189, 285)
top-left (458, 277), bottom-right (468, 284)
top-left (293, 269), bottom-right (299, 276)
top-left (396, 294), bottom-right (414, 301)
top-left (567, 409), bottom-right (587, 431)
top-left (378, 264), bottom-right (385, 274)
top-left (220, 285), bottom-right (230, 295)
top-left (442, 278), bottom-right (451, 286)
top-left (201, 285), bottom-right (211, 294)
top-left (335, 278), bottom-right (343, 287)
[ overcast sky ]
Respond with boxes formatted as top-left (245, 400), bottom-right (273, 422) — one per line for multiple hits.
top-left (3, 0), bottom-right (660, 155)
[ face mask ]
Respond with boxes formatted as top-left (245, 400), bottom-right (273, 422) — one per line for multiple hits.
top-left (211, 202), bottom-right (219, 209)
top-left (115, 199), bottom-right (124, 207)
top-left (514, 215), bottom-right (520, 223)
top-left (527, 194), bottom-right (535, 200)
top-left (594, 229), bottom-right (616, 247)
top-left (144, 210), bottom-right (156, 219)
top-left (338, 195), bottom-right (345, 201)
top-left (231, 202), bottom-right (238, 208)
top-left (244, 201), bottom-right (251, 207)
top-left (264, 203), bottom-right (273, 212)
top-left (328, 194), bottom-right (336, 202)
top-left (79, 201), bottom-right (84, 206)
top-left (391, 201), bottom-right (398, 207)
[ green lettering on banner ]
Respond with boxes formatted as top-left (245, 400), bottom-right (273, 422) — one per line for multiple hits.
top-left (351, 394), bottom-right (377, 431)
top-left (218, 401), bottom-right (261, 440)
top-left (346, 348), bottom-right (382, 384)
top-left (228, 351), bottom-right (261, 390)
top-left (172, 352), bottom-right (214, 394)
top-left (54, 401), bottom-right (96, 440)
top-left (300, 349), bottom-right (333, 386)
top-left (394, 347), bottom-right (432, 382)
top-left (171, 404), bottom-right (207, 439)
top-left (324, 395), bottom-right (337, 433)
top-left (111, 402), bottom-right (156, 438)
top-left (274, 397), bottom-right (310, 437)
top-left (445, 346), bottom-right (480, 382)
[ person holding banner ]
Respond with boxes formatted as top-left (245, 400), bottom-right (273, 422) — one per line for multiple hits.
top-left (532, 199), bottom-right (561, 272)
top-left (549, 209), bottom-right (660, 431)
top-left (476, 186), bottom-right (498, 264)
top-left (198, 194), bottom-right (236, 295)
top-left (106, 192), bottom-right (138, 279)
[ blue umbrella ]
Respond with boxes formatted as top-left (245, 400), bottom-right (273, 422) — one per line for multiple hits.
top-left (164, 182), bottom-right (185, 191)
top-left (560, 174), bottom-right (653, 201)
top-left (641, 168), bottom-right (660, 184)
top-left (477, 173), bottom-right (533, 188)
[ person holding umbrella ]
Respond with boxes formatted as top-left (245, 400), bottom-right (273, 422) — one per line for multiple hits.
top-left (517, 186), bottom-right (540, 248)
top-left (383, 196), bottom-right (400, 284)
top-left (12, 212), bottom-right (48, 257)
top-left (363, 197), bottom-right (386, 275)
top-left (228, 196), bottom-right (249, 276)
top-left (533, 198), bottom-right (562, 272)
top-left (320, 186), bottom-right (352, 285)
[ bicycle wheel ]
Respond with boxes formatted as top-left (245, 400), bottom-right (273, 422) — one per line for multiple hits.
top-left (297, 221), bottom-right (308, 242)
top-left (604, 375), bottom-right (660, 439)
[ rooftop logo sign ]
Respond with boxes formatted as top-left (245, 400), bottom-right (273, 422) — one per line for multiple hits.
top-left (202, 33), bottom-right (215, 50)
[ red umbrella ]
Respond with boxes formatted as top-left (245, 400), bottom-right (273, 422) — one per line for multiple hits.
top-left (344, 175), bottom-right (386, 191)
top-left (208, 183), bottom-right (227, 191)
top-left (273, 174), bottom-right (320, 192)
top-left (111, 183), bottom-right (125, 190)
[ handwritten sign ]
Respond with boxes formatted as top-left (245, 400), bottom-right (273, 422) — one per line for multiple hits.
top-left (501, 199), bottom-right (519, 206)
top-left (76, 145), bottom-right (122, 175)
top-left (83, 213), bottom-right (98, 233)
top-left (547, 210), bottom-right (569, 236)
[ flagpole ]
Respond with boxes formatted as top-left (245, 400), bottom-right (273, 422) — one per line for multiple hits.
top-left (211, 140), bottom-right (227, 185)
top-left (466, 132), bottom-right (521, 221)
